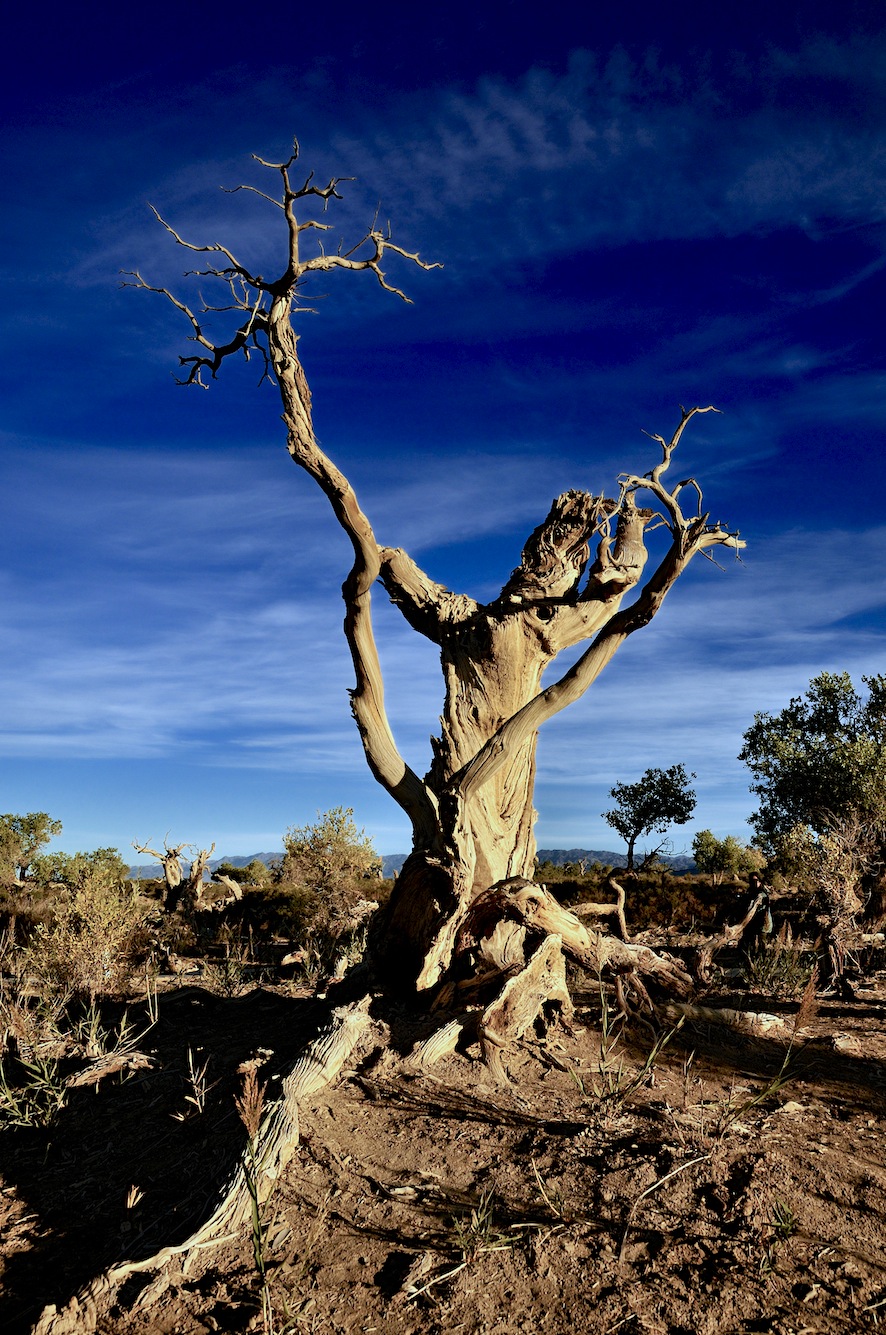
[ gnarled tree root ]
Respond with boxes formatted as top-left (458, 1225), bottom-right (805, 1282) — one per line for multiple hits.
top-left (412, 878), bottom-right (692, 1077)
top-left (31, 998), bottom-right (375, 1335)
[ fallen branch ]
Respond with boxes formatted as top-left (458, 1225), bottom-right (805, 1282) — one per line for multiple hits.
top-left (32, 997), bottom-right (375, 1335)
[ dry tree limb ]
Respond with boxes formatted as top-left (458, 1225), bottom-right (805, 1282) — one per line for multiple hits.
top-left (408, 1014), bottom-right (476, 1069)
top-left (571, 876), bottom-right (629, 940)
top-left (64, 1051), bottom-right (154, 1089)
top-left (32, 998), bottom-right (375, 1335)
top-left (690, 891), bottom-right (765, 983)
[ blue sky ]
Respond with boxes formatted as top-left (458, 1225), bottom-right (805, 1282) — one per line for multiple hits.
top-left (2, 1), bottom-right (885, 861)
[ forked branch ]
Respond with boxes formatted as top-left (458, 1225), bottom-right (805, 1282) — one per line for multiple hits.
top-left (449, 410), bottom-right (743, 803)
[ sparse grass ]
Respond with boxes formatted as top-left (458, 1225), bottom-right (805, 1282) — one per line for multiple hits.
top-left (745, 922), bottom-right (818, 999)
top-left (0, 1052), bottom-right (66, 1129)
top-left (452, 1187), bottom-right (515, 1261)
top-left (203, 929), bottom-right (254, 998)
top-left (574, 984), bottom-right (684, 1116)
top-left (171, 1047), bottom-right (217, 1121)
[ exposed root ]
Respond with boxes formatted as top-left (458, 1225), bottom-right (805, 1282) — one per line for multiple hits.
top-left (408, 1014), bottom-right (476, 1068)
top-left (479, 934), bottom-right (573, 1083)
top-left (459, 878), bottom-right (692, 997)
top-left (661, 1001), bottom-right (787, 1036)
top-left (32, 997), bottom-right (376, 1335)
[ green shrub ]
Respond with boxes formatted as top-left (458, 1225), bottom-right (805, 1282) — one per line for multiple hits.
top-left (30, 846), bottom-right (130, 892)
top-left (24, 872), bottom-right (149, 1002)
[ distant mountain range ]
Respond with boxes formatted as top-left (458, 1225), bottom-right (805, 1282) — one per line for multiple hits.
top-left (129, 848), bottom-right (695, 880)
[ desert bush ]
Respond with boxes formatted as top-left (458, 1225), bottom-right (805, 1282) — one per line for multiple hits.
top-left (745, 923), bottom-right (818, 999)
top-left (278, 807), bottom-right (384, 948)
top-left (24, 871), bottom-right (149, 1001)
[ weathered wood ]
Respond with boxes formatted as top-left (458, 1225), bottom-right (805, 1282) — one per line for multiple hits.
top-left (135, 147), bottom-right (743, 1003)
top-left (32, 998), bottom-right (375, 1335)
top-left (408, 1015), bottom-right (475, 1068)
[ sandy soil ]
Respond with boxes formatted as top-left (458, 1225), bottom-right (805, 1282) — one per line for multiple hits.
top-left (2, 969), bottom-right (885, 1335)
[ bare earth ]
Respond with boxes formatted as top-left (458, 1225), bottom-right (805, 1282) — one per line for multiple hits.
top-left (2, 971), bottom-right (885, 1335)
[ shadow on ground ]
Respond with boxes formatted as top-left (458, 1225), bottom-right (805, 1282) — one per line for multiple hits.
top-left (0, 986), bottom-right (329, 1334)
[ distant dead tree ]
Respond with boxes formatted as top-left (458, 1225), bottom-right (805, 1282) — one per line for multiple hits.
top-left (185, 842), bottom-right (216, 906)
top-left (132, 838), bottom-right (187, 910)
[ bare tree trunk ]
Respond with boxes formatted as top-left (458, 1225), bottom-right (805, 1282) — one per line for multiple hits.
top-left (133, 144), bottom-right (744, 1016)
top-left (184, 843), bottom-right (216, 908)
top-left (132, 840), bottom-right (186, 910)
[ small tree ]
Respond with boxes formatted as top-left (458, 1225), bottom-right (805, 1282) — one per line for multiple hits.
top-left (31, 847), bottom-right (130, 892)
top-left (740, 672), bottom-right (886, 990)
top-left (740, 671), bottom-right (886, 853)
top-left (0, 812), bottom-right (63, 882)
top-left (282, 808), bottom-right (378, 897)
top-left (692, 829), bottom-right (765, 885)
top-left (741, 670), bottom-right (886, 925)
top-left (603, 765), bottom-right (696, 871)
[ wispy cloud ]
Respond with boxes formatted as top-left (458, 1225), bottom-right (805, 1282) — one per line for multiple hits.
top-left (2, 420), bottom-right (883, 851)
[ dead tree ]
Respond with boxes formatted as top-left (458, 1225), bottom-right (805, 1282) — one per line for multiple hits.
top-left (132, 838), bottom-right (187, 911)
top-left (26, 140), bottom-right (754, 1335)
top-left (128, 140), bottom-right (743, 1032)
top-left (185, 842), bottom-right (216, 906)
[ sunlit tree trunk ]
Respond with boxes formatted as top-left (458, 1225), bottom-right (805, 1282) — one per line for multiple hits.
top-left (132, 142), bottom-right (743, 1005)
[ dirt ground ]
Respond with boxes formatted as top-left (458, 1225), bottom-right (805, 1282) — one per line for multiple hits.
top-left (2, 962), bottom-right (886, 1335)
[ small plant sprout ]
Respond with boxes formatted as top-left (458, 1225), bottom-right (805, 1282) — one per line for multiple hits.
top-left (768, 1198), bottom-right (797, 1239)
top-left (171, 1048), bottom-right (217, 1121)
top-left (588, 982), bottom-right (684, 1112)
top-left (236, 1068), bottom-right (274, 1333)
top-left (759, 1197), bottom-right (798, 1275)
top-left (452, 1188), bottom-right (514, 1262)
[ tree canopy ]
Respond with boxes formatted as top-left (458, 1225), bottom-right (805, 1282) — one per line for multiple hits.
top-left (739, 671), bottom-right (886, 856)
top-left (602, 764), bottom-right (696, 871)
top-left (0, 812), bottom-right (63, 881)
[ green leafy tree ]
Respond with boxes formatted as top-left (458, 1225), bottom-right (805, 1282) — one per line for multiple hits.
top-left (739, 671), bottom-right (886, 855)
top-left (740, 673), bottom-right (886, 981)
top-left (0, 812), bottom-right (63, 881)
top-left (692, 829), bottom-right (765, 884)
top-left (603, 765), bottom-right (696, 872)
top-left (244, 859), bottom-right (272, 886)
top-left (31, 847), bottom-right (129, 892)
